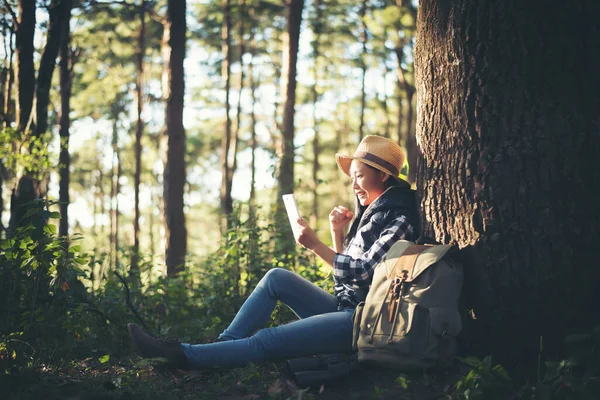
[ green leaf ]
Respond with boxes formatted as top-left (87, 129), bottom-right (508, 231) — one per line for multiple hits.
top-left (394, 375), bottom-right (409, 389)
top-left (44, 224), bottom-right (57, 235)
top-left (69, 245), bottom-right (82, 253)
top-left (75, 257), bottom-right (88, 265)
top-left (99, 354), bottom-right (110, 363)
top-left (49, 212), bottom-right (61, 219)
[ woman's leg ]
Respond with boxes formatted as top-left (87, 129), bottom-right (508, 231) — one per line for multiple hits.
top-left (219, 268), bottom-right (338, 340)
top-left (183, 309), bottom-right (354, 369)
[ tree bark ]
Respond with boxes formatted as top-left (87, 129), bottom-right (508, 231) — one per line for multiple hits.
top-left (58, 0), bottom-right (73, 238)
top-left (415, 0), bottom-right (600, 375)
top-left (15, 0), bottom-right (35, 133)
top-left (276, 0), bottom-right (304, 254)
top-left (162, 0), bottom-right (187, 277)
top-left (132, 0), bottom-right (146, 278)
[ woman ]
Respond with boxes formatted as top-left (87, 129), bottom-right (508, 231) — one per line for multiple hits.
top-left (128, 135), bottom-right (418, 370)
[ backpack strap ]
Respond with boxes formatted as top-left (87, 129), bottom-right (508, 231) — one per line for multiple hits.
top-left (388, 244), bottom-right (429, 282)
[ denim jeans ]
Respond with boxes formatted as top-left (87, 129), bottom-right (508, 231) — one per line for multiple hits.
top-left (181, 268), bottom-right (355, 369)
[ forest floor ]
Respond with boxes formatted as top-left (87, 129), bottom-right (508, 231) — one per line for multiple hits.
top-left (1, 355), bottom-right (464, 400)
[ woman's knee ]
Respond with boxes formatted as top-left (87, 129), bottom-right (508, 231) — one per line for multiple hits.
top-left (259, 268), bottom-right (295, 293)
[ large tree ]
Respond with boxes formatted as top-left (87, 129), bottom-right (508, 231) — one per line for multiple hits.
top-left (162, 0), bottom-right (187, 277)
top-left (415, 0), bottom-right (600, 374)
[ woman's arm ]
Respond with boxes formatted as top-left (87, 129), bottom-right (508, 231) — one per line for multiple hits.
top-left (296, 218), bottom-right (336, 267)
top-left (329, 205), bottom-right (353, 253)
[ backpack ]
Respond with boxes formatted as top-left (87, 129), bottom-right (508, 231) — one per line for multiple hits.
top-left (352, 240), bottom-right (463, 370)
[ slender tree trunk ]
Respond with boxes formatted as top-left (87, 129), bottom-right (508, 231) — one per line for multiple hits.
top-left (358, 0), bottom-right (368, 141)
top-left (382, 64), bottom-right (391, 139)
top-left (415, 0), bottom-right (600, 375)
top-left (0, 27), bottom-right (13, 235)
top-left (310, 0), bottom-right (322, 229)
top-left (58, 0), bottom-right (73, 237)
top-left (248, 20), bottom-right (257, 221)
top-left (15, 0), bottom-right (35, 133)
top-left (276, 0), bottom-right (304, 254)
top-left (404, 88), bottom-right (416, 182)
top-left (132, 0), bottom-right (146, 279)
top-left (220, 0), bottom-right (233, 232)
top-left (2, 27), bottom-right (14, 129)
top-left (162, 0), bottom-right (187, 277)
top-left (230, 0), bottom-right (245, 209)
top-left (34, 0), bottom-right (68, 139)
top-left (109, 116), bottom-right (121, 270)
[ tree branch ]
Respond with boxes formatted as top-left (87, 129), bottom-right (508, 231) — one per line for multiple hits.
top-left (113, 270), bottom-right (151, 333)
top-left (2, 0), bottom-right (18, 27)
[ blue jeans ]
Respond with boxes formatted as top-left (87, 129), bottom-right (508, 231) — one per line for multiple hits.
top-left (181, 268), bottom-right (355, 369)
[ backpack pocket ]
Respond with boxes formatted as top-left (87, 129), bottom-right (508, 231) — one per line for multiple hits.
top-left (424, 307), bottom-right (462, 365)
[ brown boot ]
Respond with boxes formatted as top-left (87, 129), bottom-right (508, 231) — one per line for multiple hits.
top-left (127, 323), bottom-right (189, 369)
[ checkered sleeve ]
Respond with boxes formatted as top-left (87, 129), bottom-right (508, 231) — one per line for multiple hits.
top-left (333, 215), bottom-right (414, 287)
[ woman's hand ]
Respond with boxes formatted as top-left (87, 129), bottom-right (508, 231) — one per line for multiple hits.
top-left (296, 218), bottom-right (321, 250)
top-left (329, 205), bottom-right (353, 232)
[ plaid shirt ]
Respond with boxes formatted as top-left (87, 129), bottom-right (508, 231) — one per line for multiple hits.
top-left (332, 187), bottom-right (417, 309)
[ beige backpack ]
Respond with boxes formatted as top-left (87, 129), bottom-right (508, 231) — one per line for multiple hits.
top-left (352, 240), bottom-right (463, 370)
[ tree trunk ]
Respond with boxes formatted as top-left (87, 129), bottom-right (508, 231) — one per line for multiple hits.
top-left (8, 0), bottom-right (36, 235)
top-left (310, 0), bottom-right (322, 230)
top-left (404, 88), bottom-right (415, 182)
top-left (58, 0), bottom-right (73, 238)
top-left (109, 116), bottom-right (121, 270)
top-left (220, 0), bottom-right (233, 232)
top-left (1, 26), bottom-right (13, 235)
top-left (132, 0), bottom-right (146, 279)
top-left (34, 0), bottom-right (69, 139)
top-left (382, 63), bottom-right (391, 139)
top-left (276, 0), bottom-right (304, 254)
top-left (248, 16), bottom-right (257, 221)
top-left (15, 0), bottom-right (35, 133)
top-left (357, 0), bottom-right (368, 141)
top-left (2, 26), bottom-right (14, 129)
top-left (415, 0), bottom-right (600, 375)
top-left (231, 0), bottom-right (245, 204)
top-left (162, 0), bottom-right (187, 277)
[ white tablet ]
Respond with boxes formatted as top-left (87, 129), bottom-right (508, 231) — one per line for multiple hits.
top-left (282, 194), bottom-right (301, 239)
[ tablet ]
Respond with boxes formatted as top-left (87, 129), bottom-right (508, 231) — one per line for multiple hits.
top-left (282, 194), bottom-right (301, 239)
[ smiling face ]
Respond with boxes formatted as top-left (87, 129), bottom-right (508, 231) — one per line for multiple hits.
top-left (349, 160), bottom-right (390, 206)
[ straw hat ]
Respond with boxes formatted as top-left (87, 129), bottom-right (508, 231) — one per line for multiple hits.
top-left (335, 135), bottom-right (406, 183)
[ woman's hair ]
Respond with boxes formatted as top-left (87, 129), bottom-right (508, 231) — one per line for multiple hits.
top-left (342, 164), bottom-right (405, 249)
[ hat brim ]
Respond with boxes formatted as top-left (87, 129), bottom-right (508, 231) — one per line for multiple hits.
top-left (335, 154), bottom-right (406, 184)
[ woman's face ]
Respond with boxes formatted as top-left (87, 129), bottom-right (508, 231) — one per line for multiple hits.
top-left (350, 160), bottom-right (389, 206)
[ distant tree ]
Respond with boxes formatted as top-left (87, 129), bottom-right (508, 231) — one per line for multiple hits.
top-left (58, 0), bottom-right (73, 238)
top-left (309, 0), bottom-right (323, 229)
top-left (132, 0), bottom-right (146, 278)
top-left (220, 0), bottom-right (234, 231)
top-left (162, 0), bottom-right (187, 277)
top-left (357, 0), bottom-right (368, 141)
top-left (415, 0), bottom-right (600, 375)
